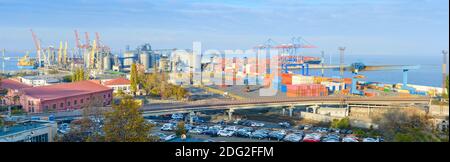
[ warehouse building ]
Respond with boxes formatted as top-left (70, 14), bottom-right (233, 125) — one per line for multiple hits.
top-left (19, 80), bottom-right (113, 113)
top-left (0, 120), bottom-right (58, 142)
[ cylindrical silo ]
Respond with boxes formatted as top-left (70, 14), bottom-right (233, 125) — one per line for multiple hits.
top-left (140, 53), bottom-right (150, 69)
top-left (123, 51), bottom-right (136, 67)
top-left (103, 56), bottom-right (112, 70)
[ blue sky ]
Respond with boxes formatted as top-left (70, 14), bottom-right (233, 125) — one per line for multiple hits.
top-left (0, 0), bottom-right (448, 56)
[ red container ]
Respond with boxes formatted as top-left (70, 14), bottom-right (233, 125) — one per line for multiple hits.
top-left (281, 73), bottom-right (293, 85)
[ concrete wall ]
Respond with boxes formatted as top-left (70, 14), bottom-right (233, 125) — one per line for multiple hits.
top-left (317, 108), bottom-right (347, 118)
top-left (299, 112), bottom-right (343, 123)
top-left (429, 105), bottom-right (449, 117)
top-left (299, 112), bottom-right (379, 129)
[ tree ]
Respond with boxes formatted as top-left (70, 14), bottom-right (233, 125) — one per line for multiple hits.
top-left (102, 95), bottom-right (153, 142)
top-left (0, 116), bottom-right (4, 128)
top-left (71, 68), bottom-right (86, 82)
top-left (374, 108), bottom-right (444, 142)
top-left (175, 121), bottom-right (187, 137)
top-left (56, 97), bottom-right (106, 142)
top-left (445, 75), bottom-right (449, 99)
top-left (331, 117), bottom-right (350, 129)
top-left (130, 63), bottom-right (138, 95)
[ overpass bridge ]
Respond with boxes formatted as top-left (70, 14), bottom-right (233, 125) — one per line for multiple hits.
top-left (140, 96), bottom-right (430, 116)
top-left (31, 96), bottom-right (430, 120)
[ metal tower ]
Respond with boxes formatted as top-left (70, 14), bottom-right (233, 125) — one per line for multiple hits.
top-left (443, 50), bottom-right (448, 101)
top-left (339, 47), bottom-right (346, 78)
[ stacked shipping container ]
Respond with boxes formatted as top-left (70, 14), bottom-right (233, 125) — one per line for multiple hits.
top-left (286, 84), bottom-right (328, 97)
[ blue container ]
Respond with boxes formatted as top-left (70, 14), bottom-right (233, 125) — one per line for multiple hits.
top-left (281, 85), bottom-right (287, 92)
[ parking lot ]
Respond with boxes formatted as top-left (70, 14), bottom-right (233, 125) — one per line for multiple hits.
top-left (145, 113), bottom-right (383, 142)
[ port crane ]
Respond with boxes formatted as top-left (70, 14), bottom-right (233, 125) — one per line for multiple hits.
top-left (30, 29), bottom-right (42, 67)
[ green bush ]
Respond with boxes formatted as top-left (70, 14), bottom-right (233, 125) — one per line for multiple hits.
top-left (331, 117), bottom-right (351, 129)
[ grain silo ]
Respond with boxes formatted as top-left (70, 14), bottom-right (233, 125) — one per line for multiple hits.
top-left (140, 52), bottom-right (151, 70)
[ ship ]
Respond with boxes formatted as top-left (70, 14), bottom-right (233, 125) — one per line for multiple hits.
top-left (17, 52), bottom-right (37, 69)
top-left (302, 56), bottom-right (322, 64)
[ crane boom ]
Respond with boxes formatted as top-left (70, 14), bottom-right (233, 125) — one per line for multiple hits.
top-left (63, 41), bottom-right (68, 64)
top-left (95, 32), bottom-right (101, 49)
top-left (30, 29), bottom-right (41, 67)
top-left (58, 41), bottom-right (63, 64)
top-left (85, 32), bottom-right (90, 49)
top-left (74, 30), bottom-right (81, 49)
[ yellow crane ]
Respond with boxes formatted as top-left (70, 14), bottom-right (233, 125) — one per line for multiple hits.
top-left (58, 41), bottom-right (63, 65)
top-left (63, 41), bottom-right (68, 64)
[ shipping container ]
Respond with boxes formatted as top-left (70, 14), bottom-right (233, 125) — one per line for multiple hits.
top-left (285, 84), bottom-right (328, 97)
top-left (292, 75), bottom-right (314, 85)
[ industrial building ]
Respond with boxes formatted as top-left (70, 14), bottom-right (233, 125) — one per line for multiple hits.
top-left (0, 120), bottom-right (58, 142)
top-left (19, 80), bottom-right (113, 113)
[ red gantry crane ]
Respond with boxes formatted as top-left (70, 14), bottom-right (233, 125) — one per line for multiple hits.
top-left (30, 29), bottom-right (42, 67)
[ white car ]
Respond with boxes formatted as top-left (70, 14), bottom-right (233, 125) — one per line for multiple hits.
top-left (342, 136), bottom-right (359, 142)
top-left (161, 123), bottom-right (174, 131)
top-left (251, 122), bottom-right (265, 127)
top-left (362, 138), bottom-right (379, 142)
top-left (190, 128), bottom-right (204, 134)
top-left (164, 134), bottom-right (177, 141)
top-left (218, 130), bottom-right (235, 137)
top-left (146, 119), bottom-right (158, 125)
top-left (224, 126), bottom-right (239, 132)
top-left (171, 114), bottom-right (184, 120)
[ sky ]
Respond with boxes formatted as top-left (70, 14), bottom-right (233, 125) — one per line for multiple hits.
top-left (0, 0), bottom-right (448, 56)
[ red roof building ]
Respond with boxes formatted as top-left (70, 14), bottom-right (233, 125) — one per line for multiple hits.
top-left (19, 80), bottom-right (113, 113)
top-left (102, 78), bottom-right (131, 94)
top-left (1, 79), bottom-right (32, 106)
top-left (1, 78), bottom-right (32, 90)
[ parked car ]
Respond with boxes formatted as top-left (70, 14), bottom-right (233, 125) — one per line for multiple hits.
top-left (278, 122), bottom-right (291, 128)
top-left (322, 134), bottom-right (340, 142)
top-left (164, 134), bottom-right (177, 141)
top-left (251, 122), bottom-right (265, 127)
top-left (342, 136), bottom-right (359, 142)
top-left (151, 133), bottom-right (167, 141)
top-left (161, 123), bottom-right (175, 131)
top-left (224, 126), bottom-right (239, 132)
top-left (268, 130), bottom-right (287, 141)
top-left (211, 124), bottom-right (223, 130)
top-left (235, 128), bottom-right (252, 137)
top-left (283, 133), bottom-right (303, 142)
top-left (362, 138), bottom-right (379, 142)
top-left (218, 130), bottom-right (235, 137)
top-left (196, 125), bottom-right (208, 130)
top-left (171, 113), bottom-right (184, 120)
top-left (303, 125), bottom-right (312, 130)
top-left (339, 129), bottom-right (353, 134)
top-left (189, 128), bottom-right (203, 134)
top-left (184, 124), bottom-right (193, 131)
top-left (303, 133), bottom-right (322, 142)
top-left (146, 119), bottom-right (158, 125)
top-left (203, 128), bottom-right (220, 137)
top-left (251, 129), bottom-right (270, 139)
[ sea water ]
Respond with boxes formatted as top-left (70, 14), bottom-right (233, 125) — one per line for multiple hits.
top-left (1, 52), bottom-right (447, 87)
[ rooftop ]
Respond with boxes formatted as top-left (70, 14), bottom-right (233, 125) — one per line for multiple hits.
top-left (21, 80), bottom-right (112, 101)
top-left (1, 78), bottom-right (32, 90)
top-left (103, 77), bottom-right (131, 86)
top-left (0, 121), bottom-right (48, 137)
